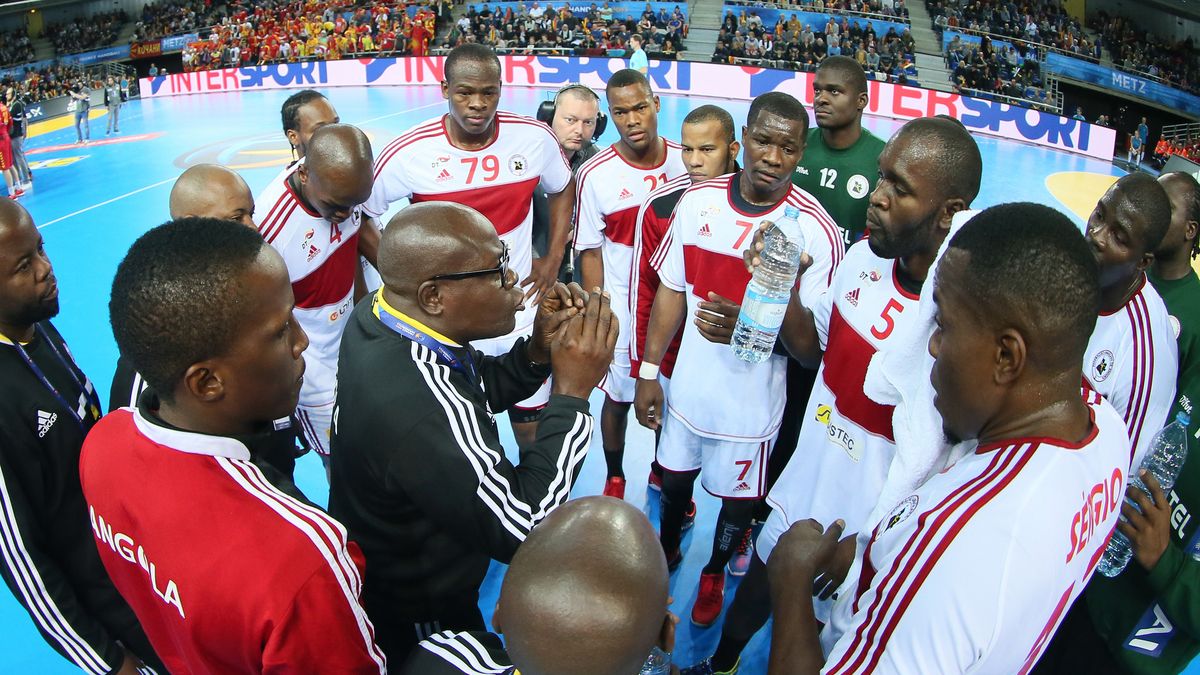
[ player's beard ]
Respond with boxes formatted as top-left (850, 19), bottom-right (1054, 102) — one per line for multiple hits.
top-left (15, 296), bottom-right (59, 327)
top-left (868, 209), bottom-right (940, 261)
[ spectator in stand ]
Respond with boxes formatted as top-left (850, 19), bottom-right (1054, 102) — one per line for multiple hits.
top-left (926, 0), bottom-right (1097, 63)
top-left (0, 28), bottom-right (35, 69)
top-left (1091, 10), bottom-right (1200, 94)
top-left (48, 10), bottom-right (126, 56)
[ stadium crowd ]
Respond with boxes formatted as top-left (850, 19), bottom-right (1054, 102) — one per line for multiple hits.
top-left (0, 64), bottom-right (87, 103)
top-left (712, 10), bottom-right (919, 83)
top-left (0, 28), bottom-right (35, 70)
top-left (927, 0), bottom-right (1099, 61)
top-left (1091, 10), bottom-right (1200, 95)
top-left (450, 2), bottom-right (689, 57)
top-left (724, 0), bottom-right (910, 19)
top-left (131, 0), bottom-right (225, 42)
top-left (945, 33), bottom-right (1054, 108)
top-left (177, 0), bottom-right (446, 71)
top-left (46, 10), bottom-right (127, 56)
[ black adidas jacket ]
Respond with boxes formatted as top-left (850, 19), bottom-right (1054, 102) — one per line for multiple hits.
top-left (328, 296), bottom-right (593, 616)
top-left (0, 322), bottom-right (161, 674)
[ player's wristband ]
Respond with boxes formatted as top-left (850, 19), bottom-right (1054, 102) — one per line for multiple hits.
top-left (638, 362), bottom-right (660, 380)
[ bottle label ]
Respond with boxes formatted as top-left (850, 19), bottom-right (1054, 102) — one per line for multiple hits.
top-left (739, 286), bottom-right (789, 333)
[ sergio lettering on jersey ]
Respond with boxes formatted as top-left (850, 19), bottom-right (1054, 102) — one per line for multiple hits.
top-left (1065, 466), bottom-right (1124, 565)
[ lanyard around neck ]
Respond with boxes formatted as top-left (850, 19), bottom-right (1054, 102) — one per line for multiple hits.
top-left (10, 324), bottom-right (100, 431)
top-left (373, 297), bottom-right (478, 382)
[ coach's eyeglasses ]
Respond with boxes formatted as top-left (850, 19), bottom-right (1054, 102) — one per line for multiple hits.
top-left (429, 241), bottom-right (512, 287)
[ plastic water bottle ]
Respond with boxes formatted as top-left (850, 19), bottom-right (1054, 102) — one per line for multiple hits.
top-left (731, 206), bottom-right (805, 363)
top-left (639, 646), bottom-right (671, 674)
top-left (1097, 412), bottom-right (1190, 577)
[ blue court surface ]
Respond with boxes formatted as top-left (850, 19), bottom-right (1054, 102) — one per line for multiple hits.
top-left (6, 83), bottom-right (1189, 674)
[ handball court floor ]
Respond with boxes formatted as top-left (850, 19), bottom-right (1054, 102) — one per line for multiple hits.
top-left (9, 84), bottom-right (1192, 674)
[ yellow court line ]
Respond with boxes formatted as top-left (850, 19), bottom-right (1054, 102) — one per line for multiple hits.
top-left (27, 108), bottom-right (108, 139)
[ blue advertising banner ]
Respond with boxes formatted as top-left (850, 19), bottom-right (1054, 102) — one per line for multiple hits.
top-left (1044, 52), bottom-right (1200, 118)
top-left (719, 5), bottom-right (908, 37)
top-left (161, 33), bottom-right (200, 53)
top-left (470, 2), bottom-right (688, 19)
top-left (60, 45), bottom-right (131, 67)
top-left (0, 58), bottom-right (58, 81)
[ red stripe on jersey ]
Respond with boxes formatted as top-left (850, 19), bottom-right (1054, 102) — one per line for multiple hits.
top-left (411, 177), bottom-right (540, 235)
top-left (631, 179), bottom-right (689, 377)
top-left (257, 189), bottom-right (293, 243)
top-left (1018, 583), bottom-right (1075, 675)
top-left (373, 126), bottom-right (446, 181)
top-left (787, 192), bottom-right (845, 283)
top-left (603, 205), bottom-right (641, 247)
top-left (573, 148), bottom-right (620, 242)
top-left (683, 245), bottom-right (751, 305)
top-left (1126, 293), bottom-right (1154, 465)
top-left (651, 227), bottom-right (674, 271)
top-left (823, 306), bottom-right (896, 441)
top-left (262, 201), bottom-right (301, 245)
top-left (830, 445), bottom-right (1033, 674)
top-left (292, 231), bottom-right (359, 309)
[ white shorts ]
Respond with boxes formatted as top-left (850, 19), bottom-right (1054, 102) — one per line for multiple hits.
top-left (756, 506), bottom-right (837, 624)
top-left (599, 349), bottom-right (634, 404)
top-left (296, 401), bottom-right (334, 456)
top-left (475, 322), bottom-right (550, 411)
top-left (656, 413), bottom-right (774, 499)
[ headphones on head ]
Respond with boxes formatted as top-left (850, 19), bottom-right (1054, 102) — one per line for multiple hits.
top-left (536, 84), bottom-right (607, 141)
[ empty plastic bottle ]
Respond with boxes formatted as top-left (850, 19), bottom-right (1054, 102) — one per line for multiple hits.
top-left (639, 646), bottom-right (672, 675)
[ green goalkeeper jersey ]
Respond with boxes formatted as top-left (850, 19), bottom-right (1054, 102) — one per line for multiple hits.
top-left (791, 126), bottom-right (886, 249)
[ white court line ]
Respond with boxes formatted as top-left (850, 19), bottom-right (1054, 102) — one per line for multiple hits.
top-left (38, 177), bottom-right (177, 230)
top-left (36, 98), bottom-right (449, 230)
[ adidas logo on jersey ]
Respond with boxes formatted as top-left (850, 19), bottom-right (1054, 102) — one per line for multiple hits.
top-left (845, 288), bottom-right (860, 307)
top-left (698, 223), bottom-right (712, 237)
top-left (733, 481), bottom-right (751, 492)
top-left (618, 187), bottom-right (633, 200)
top-left (37, 410), bottom-right (57, 438)
top-left (306, 244), bottom-right (320, 263)
top-left (436, 168), bottom-right (453, 182)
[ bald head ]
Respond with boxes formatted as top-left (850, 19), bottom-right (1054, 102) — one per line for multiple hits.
top-left (379, 201), bottom-right (496, 293)
top-left (494, 498), bottom-right (669, 675)
top-left (297, 124), bottom-right (374, 224)
top-left (168, 164), bottom-right (256, 228)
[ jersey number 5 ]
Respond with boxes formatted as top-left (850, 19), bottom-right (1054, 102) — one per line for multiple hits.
top-left (870, 299), bottom-right (904, 340)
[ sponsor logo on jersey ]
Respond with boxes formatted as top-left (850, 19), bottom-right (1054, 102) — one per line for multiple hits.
top-left (733, 481), bottom-right (751, 492)
top-left (328, 299), bottom-right (352, 322)
top-left (846, 174), bottom-right (870, 199)
top-left (870, 270), bottom-right (882, 283)
top-left (509, 154), bottom-right (527, 176)
top-left (794, 166), bottom-right (809, 176)
top-left (1091, 349), bottom-right (1115, 383)
top-left (36, 410), bottom-right (56, 438)
top-left (700, 205), bottom-right (721, 218)
top-left (1066, 466), bottom-right (1123, 564)
top-left (431, 155), bottom-right (450, 168)
top-left (845, 288), bottom-right (860, 307)
top-left (815, 404), bottom-right (832, 424)
top-left (883, 495), bottom-right (919, 533)
top-left (827, 421), bottom-right (860, 460)
top-left (306, 243), bottom-right (321, 262)
top-left (618, 187), bottom-right (633, 200)
top-left (698, 223), bottom-right (712, 237)
top-left (857, 270), bottom-right (883, 285)
top-left (436, 168), bottom-right (453, 182)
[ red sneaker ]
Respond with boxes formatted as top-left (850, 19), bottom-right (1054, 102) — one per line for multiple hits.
top-left (602, 476), bottom-right (626, 500)
top-left (647, 466), bottom-right (663, 492)
top-left (691, 572), bottom-right (726, 627)
top-left (10, 188), bottom-right (24, 199)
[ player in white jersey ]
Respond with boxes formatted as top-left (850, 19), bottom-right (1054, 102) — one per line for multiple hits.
top-left (575, 68), bottom-right (686, 499)
top-left (687, 117), bottom-right (983, 675)
top-left (1082, 173), bottom-right (1179, 471)
top-left (256, 125), bottom-right (375, 459)
top-left (636, 92), bottom-right (844, 630)
top-left (767, 203), bottom-right (1132, 674)
top-left (362, 44), bottom-right (574, 451)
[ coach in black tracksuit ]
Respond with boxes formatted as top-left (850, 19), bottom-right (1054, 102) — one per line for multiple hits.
top-left (328, 202), bottom-right (617, 665)
top-left (0, 201), bottom-right (162, 674)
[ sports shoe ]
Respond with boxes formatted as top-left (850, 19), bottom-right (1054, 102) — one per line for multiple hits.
top-left (647, 461), bottom-right (664, 491)
top-left (727, 527), bottom-right (754, 576)
top-left (602, 476), bottom-right (626, 500)
top-left (682, 499), bottom-right (697, 531)
top-left (691, 572), bottom-right (726, 627)
top-left (666, 548), bottom-right (683, 573)
top-left (681, 656), bottom-right (740, 675)
top-left (10, 188), bottom-right (25, 198)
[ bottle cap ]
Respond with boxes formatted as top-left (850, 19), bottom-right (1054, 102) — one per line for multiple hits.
top-left (783, 205), bottom-right (800, 219)
top-left (1178, 411), bottom-right (1191, 427)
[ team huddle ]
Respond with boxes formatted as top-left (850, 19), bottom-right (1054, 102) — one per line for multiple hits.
top-left (1, 42), bottom-right (1198, 675)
